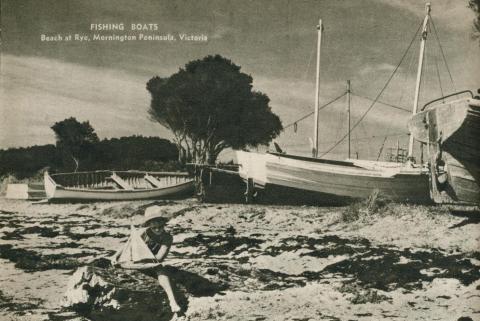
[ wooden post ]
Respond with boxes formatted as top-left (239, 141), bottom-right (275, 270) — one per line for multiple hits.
top-left (408, 3), bottom-right (431, 162)
top-left (396, 139), bottom-right (400, 163)
top-left (347, 80), bottom-right (351, 159)
top-left (245, 178), bottom-right (254, 204)
top-left (313, 19), bottom-right (323, 158)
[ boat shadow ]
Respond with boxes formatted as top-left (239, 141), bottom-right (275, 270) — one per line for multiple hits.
top-left (448, 209), bottom-right (480, 229)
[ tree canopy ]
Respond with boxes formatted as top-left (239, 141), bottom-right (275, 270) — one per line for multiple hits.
top-left (51, 117), bottom-right (100, 172)
top-left (470, 0), bottom-right (480, 44)
top-left (147, 55), bottom-right (283, 164)
top-left (0, 117), bottom-right (179, 178)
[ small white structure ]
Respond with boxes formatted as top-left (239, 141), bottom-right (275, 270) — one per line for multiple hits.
top-left (5, 183), bottom-right (46, 200)
top-left (5, 184), bottom-right (29, 199)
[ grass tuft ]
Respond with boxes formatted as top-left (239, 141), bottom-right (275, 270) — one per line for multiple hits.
top-left (341, 189), bottom-right (393, 223)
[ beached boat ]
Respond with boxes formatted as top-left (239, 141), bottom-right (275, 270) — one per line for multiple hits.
top-left (237, 151), bottom-right (429, 203)
top-left (236, 7), bottom-right (438, 204)
top-left (44, 170), bottom-right (194, 201)
top-left (408, 92), bottom-right (480, 204)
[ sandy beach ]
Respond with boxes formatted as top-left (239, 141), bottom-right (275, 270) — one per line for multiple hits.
top-left (0, 198), bottom-right (479, 321)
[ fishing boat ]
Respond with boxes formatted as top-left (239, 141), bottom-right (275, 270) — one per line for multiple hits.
top-left (44, 170), bottom-right (194, 201)
top-left (408, 91), bottom-right (480, 204)
top-left (236, 6), bottom-right (441, 204)
top-left (237, 151), bottom-right (429, 204)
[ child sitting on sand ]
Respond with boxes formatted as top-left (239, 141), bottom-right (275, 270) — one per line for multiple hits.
top-left (110, 206), bottom-right (182, 315)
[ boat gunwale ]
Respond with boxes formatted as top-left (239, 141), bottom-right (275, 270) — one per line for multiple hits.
top-left (267, 152), bottom-right (361, 168)
top-left (54, 179), bottom-right (194, 194)
top-left (49, 170), bottom-right (191, 177)
top-left (421, 90), bottom-right (473, 111)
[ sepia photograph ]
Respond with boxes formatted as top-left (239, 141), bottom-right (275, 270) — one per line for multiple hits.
top-left (0, 0), bottom-right (479, 320)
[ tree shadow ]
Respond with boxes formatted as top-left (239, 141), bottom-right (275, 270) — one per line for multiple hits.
top-left (138, 265), bottom-right (228, 318)
top-left (163, 265), bottom-right (228, 297)
top-left (448, 210), bottom-right (480, 229)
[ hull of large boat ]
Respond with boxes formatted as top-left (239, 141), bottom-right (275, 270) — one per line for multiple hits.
top-left (408, 98), bottom-right (480, 204)
top-left (237, 151), bottom-right (430, 203)
top-left (44, 171), bottom-right (194, 201)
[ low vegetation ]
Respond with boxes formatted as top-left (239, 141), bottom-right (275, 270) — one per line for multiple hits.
top-left (0, 118), bottom-right (179, 179)
top-left (341, 189), bottom-right (393, 222)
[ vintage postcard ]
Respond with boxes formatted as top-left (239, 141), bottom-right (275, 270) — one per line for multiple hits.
top-left (1, 1), bottom-right (479, 320)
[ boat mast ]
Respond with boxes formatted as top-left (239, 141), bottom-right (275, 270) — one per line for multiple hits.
top-left (313, 19), bottom-right (323, 158)
top-left (407, 3), bottom-right (431, 162)
top-left (347, 80), bottom-right (351, 159)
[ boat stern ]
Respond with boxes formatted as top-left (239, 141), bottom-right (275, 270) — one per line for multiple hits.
top-left (43, 171), bottom-right (57, 199)
top-left (235, 151), bottom-right (268, 186)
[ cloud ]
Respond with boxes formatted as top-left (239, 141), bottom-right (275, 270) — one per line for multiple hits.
top-left (0, 55), bottom-right (171, 148)
top-left (376, 0), bottom-right (475, 30)
top-left (359, 63), bottom-right (397, 76)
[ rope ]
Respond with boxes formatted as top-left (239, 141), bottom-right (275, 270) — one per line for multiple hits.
top-left (398, 38), bottom-right (418, 107)
top-left (351, 93), bottom-right (411, 113)
top-left (302, 41), bottom-right (316, 81)
top-left (430, 17), bottom-right (456, 92)
top-left (283, 92), bottom-right (347, 130)
top-left (376, 136), bottom-right (389, 161)
top-left (280, 132), bottom-right (408, 148)
top-left (318, 20), bottom-right (424, 158)
top-left (421, 23), bottom-right (429, 107)
top-left (434, 57), bottom-right (444, 99)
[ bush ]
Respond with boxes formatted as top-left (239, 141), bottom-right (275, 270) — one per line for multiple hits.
top-left (341, 189), bottom-right (392, 222)
top-left (340, 283), bottom-right (391, 304)
top-left (0, 136), bottom-right (181, 178)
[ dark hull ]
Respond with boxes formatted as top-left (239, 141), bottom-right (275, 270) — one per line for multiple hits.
top-left (409, 98), bottom-right (480, 204)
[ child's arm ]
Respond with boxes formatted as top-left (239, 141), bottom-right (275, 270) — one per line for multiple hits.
top-left (154, 233), bottom-right (173, 262)
top-left (155, 244), bottom-right (171, 262)
top-left (109, 247), bottom-right (123, 266)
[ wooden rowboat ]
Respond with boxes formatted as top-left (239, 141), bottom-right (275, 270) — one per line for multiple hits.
top-left (44, 170), bottom-right (194, 201)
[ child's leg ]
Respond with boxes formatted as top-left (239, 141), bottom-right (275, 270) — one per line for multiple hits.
top-left (157, 270), bottom-right (181, 313)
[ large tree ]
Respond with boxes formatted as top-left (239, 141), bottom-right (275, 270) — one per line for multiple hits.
top-left (470, 0), bottom-right (480, 44)
top-left (147, 55), bottom-right (283, 164)
top-left (51, 117), bottom-right (99, 172)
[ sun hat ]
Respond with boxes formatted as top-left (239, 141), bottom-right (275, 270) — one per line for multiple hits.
top-left (143, 205), bottom-right (170, 225)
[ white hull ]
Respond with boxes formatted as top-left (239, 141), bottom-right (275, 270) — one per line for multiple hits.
top-left (237, 151), bottom-right (430, 203)
top-left (44, 171), bottom-right (194, 201)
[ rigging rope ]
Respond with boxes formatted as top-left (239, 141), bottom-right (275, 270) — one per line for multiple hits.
top-left (283, 92), bottom-right (347, 130)
top-left (376, 136), bottom-right (389, 161)
top-left (430, 17), bottom-right (456, 92)
top-left (302, 41), bottom-right (316, 81)
top-left (280, 132), bottom-right (408, 148)
top-left (434, 56), bottom-right (444, 99)
top-left (351, 93), bottom-right (411, 113)
top-left (318, 20), bottom-right (424, 158)
top-left (398, 37), bottom-right (418, 107)
top-left (421, 23), bottom-right (429, 107)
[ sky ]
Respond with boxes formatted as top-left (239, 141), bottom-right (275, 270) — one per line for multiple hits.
top-left (1, 0), bottom-right (479, 160)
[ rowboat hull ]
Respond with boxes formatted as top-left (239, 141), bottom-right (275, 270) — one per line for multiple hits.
top-left (44, 171), bottom-right (194, 202)
top-left (237, 151), bottom-right (430, 204)
top-left (408, 97), bottom-right (480, 204)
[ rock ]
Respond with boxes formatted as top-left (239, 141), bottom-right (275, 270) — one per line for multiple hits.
top-left (62, 262), bottom-right (226, 321)
top-left (62, 265), bottom-right (180, 321)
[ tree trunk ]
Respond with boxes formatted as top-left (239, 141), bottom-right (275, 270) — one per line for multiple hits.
top-left (71, 155), bottom-right (79, 172)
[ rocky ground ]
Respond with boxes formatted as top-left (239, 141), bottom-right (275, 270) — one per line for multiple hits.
top-left (0, 197), bottom-right (478, 321)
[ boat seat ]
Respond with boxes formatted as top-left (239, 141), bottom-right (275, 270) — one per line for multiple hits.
top-left (109, 172), bottom-right (134, 190)
top-left (144, 174), bottom-right (164, 188)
